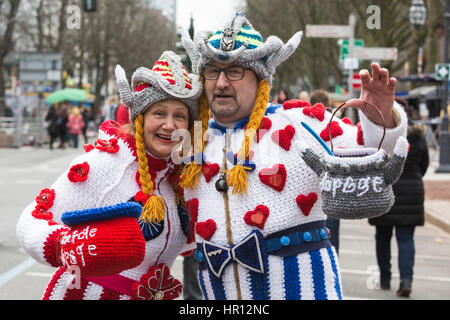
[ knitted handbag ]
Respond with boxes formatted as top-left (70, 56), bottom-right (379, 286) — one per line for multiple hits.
top-left (58, 202), bottom-right (146, 277)
top-left (301, 102), bottom-right (408, 219)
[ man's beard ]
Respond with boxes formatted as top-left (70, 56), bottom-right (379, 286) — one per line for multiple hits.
top-left (209, 90), bottom-right (239, 117)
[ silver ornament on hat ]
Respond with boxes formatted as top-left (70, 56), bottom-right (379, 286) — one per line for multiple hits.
top-left (180, 12), bottom-right (303, 83)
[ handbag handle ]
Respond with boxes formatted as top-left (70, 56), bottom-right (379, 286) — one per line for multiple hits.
top-left (329, 100), bottom-right (386, 153)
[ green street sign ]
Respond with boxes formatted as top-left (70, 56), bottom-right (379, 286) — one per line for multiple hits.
top-left (435, 63), bottom-right (450, 80)
top-left (339, 39), bottom-right (364, 60)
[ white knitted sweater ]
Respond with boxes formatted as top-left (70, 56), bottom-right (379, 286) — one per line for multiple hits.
top-left (185, 102), bottom-right (407, 300)
top-left (16, 121), bottom-right (194, 300)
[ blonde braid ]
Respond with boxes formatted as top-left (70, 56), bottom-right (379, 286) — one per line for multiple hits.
top-left (134, 114), bottom-right (166, 223)
top-left (179, 91), bottom-right (210, 189)
top-left (226, 79), bottom-right (271, 194)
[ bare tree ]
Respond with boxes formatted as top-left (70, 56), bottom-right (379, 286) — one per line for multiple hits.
top-left (0, 0), bottom-right (22, 116)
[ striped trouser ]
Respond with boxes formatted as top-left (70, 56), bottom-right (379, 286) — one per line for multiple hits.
top-left (198, 246), bottom-right (343, 300)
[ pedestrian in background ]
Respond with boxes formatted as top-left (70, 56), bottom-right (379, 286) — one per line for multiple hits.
top-left (80, 105), bottom-right (90, 145)
top-left (57, 103), bottom-right (69, 149)
top-left (369, 97), bottom-right (429, 298)
top-left (310, 89), bottom-right (340, 255)
top-left (67, 106), bottom-right (85, 149)
top-left (45, 105), bottom-right (59, 150)
top-left (273, 88), bottom-right (289, 104)
top-left (298, 90), bottom-right (310, 102)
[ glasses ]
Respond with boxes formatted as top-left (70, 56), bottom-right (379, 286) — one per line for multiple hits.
top-left (203, 66), bottom-right (249, 81)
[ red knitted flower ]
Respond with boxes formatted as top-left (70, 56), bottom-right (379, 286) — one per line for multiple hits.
top-left (31, 204), bottom-right (53, 221)
top-left (84, 144), bottom-right (95, 152)
top-left (68, 162), bottom-right (90, 183)
top-left (35, 188), bottom-right (55, 210)
top-left (131, 264), bottom-right (183, 300)
top-left (95, 138), bottom-right (120, 153)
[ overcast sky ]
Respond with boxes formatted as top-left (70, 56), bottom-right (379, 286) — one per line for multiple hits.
top-left (176, 0), bottom-right (245, 32)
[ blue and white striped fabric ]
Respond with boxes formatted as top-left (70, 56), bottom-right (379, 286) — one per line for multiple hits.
top-left (198, 246), bottom-right (342, 300)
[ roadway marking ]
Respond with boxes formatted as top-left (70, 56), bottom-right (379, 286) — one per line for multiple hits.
top-left (15, 180), bottom-right (44, 185)
top-left (25, 272), bottom-right (53, 278)
top-left (0, 258), bottom-right (36, 288)
top-left (340, 249), bottom-right (450, 262)
top-left (341, 268), bottom-right (450, 283)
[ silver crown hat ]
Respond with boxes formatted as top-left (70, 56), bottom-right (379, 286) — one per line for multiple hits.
top-left (180, 12), bottom-right (303, 84)
top-left (115, 51), bottom-right (202, 123)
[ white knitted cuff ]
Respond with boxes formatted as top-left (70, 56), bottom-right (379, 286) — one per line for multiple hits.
top-left (359, 101), bottom-right (408, 154)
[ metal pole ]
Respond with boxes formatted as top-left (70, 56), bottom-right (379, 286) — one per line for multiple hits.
top-left (347, 14), bottom-right (356, 122)
top-left (436, 0), bottom-right (450, 172)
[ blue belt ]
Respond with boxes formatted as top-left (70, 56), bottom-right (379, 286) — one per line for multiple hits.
top-left (195, 221), bottom-right (332, 276)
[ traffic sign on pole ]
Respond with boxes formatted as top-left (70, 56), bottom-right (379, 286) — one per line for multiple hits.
top-left (339, 39), bottom-right (365, 60)
top-left (435, 63), bottom-right (450, 80)
top-left (305, 25), bottom-right (351, 38)
top-left (352, 73), bottom-right (362, 91)
top-left (353, 47), bottom-right (398, 60)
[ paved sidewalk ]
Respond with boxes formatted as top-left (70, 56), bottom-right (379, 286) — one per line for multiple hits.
top-left (424, 159), bottom-right (450, 234)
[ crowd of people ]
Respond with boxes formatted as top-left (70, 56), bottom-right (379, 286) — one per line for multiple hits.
top-left (45, 103), bottom-right (91, 150)
top-left (16, 12), bottom-right (430, 301)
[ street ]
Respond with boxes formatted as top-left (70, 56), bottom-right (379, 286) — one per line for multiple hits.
top-left (0, 146), bottom-right (449, 300)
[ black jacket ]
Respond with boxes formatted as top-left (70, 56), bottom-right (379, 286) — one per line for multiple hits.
top-left (369, 124), bottom-right (429, 226)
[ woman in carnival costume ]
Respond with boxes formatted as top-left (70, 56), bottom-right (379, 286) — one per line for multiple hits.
top-left (178, 13), bottom-right (408, 300)
top-left (16, 51), bottom-right (202, 300)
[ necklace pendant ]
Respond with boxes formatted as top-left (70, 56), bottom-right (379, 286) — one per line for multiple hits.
top-left (215, 175), bottom-right (228, 192)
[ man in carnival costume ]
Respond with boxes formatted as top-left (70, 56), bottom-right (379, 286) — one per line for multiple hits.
top-left (179, 13), bottom-right (408, 300)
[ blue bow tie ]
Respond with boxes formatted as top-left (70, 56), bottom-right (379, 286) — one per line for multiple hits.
top-left (201, 231), bottom-right (266, 278)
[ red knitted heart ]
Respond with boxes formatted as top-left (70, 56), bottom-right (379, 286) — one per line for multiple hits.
top-left (320, 121), bottom-right (343, 142)
top-left (302, 103), bottom-right (326, 121)
top-left (256, 117), bottom-right (272, 143)
top-left (283, 99), bottom-right (311, 110)
top-left (296, 193), bottom-right (318, 216)
top-left (244, 205), bottom-right (270, 229)
top-left (356, 122), bottom-right (364, 145)
top-left (185, 198), bottom-right (199, 222)
top-left (341, 117), bottom-right (354, 126)
top-left (202, 163), bottom-right (220, 183)
top-left (185, 198), bottom-right (199, 243)
top-left (271, 125), bottom-right (296, 151)
top-left (259, 164), bottom-right (287, 192)
top-left (195, 219), bottom-right (217, 240)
